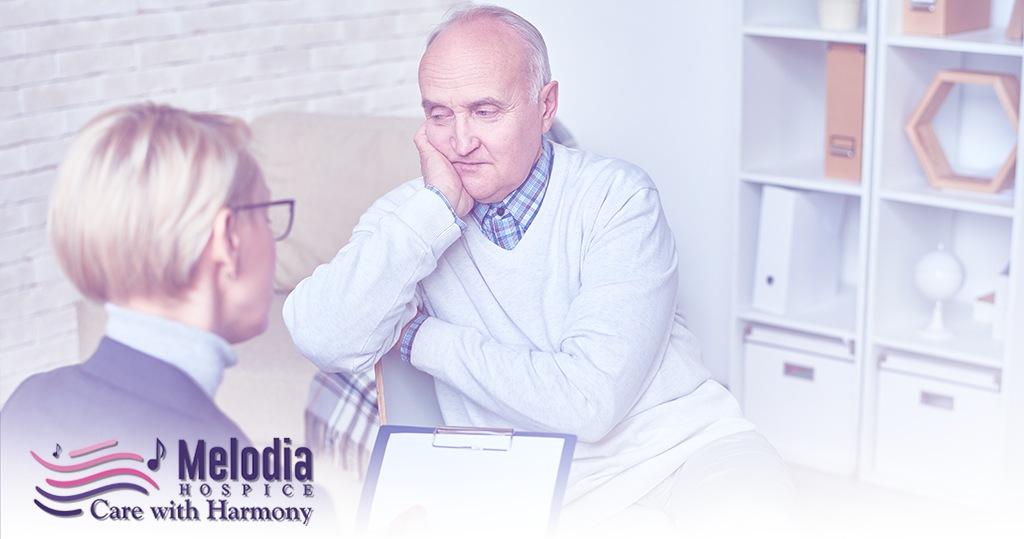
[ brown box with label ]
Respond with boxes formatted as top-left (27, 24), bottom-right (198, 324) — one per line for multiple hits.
top-left (824, 42), bottom-right (866, 181)
top-left (903, 0), bottom-right (991, 36)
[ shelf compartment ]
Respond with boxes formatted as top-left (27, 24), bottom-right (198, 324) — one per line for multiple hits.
top-left (741, 36), bottom-right (832, 176)
top-left (882, 0), bottom-right (1024, 56)
top-left (876, 46), bottom-right (1022, 197)
top-left (737, 183), bottom-right (863, 337)
top-left (745, 0), bottom-right (870, 35)
top-left (870, 200), bottom-right (1012, 366)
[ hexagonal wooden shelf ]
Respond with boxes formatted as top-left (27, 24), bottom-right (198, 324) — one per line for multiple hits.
top-left (905, 70), bottom-right (1020, 194)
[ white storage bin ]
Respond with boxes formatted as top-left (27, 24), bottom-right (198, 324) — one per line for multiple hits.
top-left (743, 326), bottom-right (859, 474)
top-left (873, 353), bottom-right (1003, 504)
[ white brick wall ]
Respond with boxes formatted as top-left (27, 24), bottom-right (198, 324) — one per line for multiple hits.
top-left (0, 0), bottom-right (464, 405)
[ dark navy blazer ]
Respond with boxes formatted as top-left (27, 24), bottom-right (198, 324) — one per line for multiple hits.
top-left (0, 337), bottom-right (250, 472)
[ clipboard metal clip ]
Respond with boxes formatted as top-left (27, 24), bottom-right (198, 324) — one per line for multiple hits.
top-left (432, 426), bottom-right (514, 451)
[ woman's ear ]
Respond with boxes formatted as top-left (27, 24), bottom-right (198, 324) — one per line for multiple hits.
top-left (209, 207), bottom-right (241, 280)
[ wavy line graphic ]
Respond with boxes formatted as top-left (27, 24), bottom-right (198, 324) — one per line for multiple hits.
top-left (36, 482), bottom-right (149, 503)
top-left (46, 468), bottom-right (159, 490)
top-left (34, 499), bottom-right (82, 518)
top-left (31, 450), bottom-right (143, 472)
top-left (69, 439), bottom-right (118, 458)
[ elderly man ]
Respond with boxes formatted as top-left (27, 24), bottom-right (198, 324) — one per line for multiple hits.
top-left (285, 4), bottom-right (793, 534)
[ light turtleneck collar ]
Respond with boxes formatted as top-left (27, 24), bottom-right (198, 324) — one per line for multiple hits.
top-left (104, 303), bottom-right (238, 399)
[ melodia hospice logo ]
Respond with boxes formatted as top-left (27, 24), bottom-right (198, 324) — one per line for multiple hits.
top-left (31, 438), bottom-right (160, 518)
top-left (24, 436), bottom-right (317, 526)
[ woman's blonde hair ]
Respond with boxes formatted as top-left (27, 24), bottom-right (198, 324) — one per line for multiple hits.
top-left (49, 102), bottom-right (264, 303)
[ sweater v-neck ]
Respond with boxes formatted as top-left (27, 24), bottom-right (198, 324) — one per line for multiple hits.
top-left (462, 144), bottom-right (566, 261)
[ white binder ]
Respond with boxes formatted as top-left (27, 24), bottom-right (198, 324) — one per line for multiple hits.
top-left (751, 186), bottom-right (844, 315)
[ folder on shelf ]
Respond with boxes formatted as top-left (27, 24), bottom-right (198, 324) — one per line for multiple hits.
top-left (355, 425), bottom-right (576, 538)
top-left (751, 186), bottom-right (844, 316)
top-left (825, 42), bottom-right (866, 181)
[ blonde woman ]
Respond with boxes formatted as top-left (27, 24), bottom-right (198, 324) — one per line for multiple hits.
top-left (0, 103), bottom-right (293, 485)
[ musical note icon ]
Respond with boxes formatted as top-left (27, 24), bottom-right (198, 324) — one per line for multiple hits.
top-left (147, 439), bottom-right (166, 471)
top-left (52, 443), bottom-right (62, 459)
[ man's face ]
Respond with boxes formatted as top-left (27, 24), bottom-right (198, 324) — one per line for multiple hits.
top-left (418, 19), bottom-right (556, 204)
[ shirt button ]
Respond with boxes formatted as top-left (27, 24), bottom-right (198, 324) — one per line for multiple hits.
top-left (496, 206), bottom-right (506, 217)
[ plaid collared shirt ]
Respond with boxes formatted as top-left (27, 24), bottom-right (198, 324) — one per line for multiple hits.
top-left (470, 138), bottom-right (553, 250)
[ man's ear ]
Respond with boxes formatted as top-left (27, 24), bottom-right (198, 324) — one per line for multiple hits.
top-left (209, 207), bottom-right (241, 280)
top-left (539, 80), bottom-right (559, 133)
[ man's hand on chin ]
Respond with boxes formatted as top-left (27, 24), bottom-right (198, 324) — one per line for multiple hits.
top-left (415, 123), bottom-right (474, 217)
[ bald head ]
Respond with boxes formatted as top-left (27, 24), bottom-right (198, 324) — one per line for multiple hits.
top-left (424, 5), bottom-right (551, 99)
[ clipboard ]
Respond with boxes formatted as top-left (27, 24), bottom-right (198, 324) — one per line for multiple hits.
top-left (356, 425), bottom-right (576, 537)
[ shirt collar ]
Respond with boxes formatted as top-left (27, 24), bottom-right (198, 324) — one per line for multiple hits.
top-left (104, 303), bottom-right (238, 399)
top-left (470, 138), bottom-right (553, 231)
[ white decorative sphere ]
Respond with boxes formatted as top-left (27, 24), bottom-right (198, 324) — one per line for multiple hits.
top-left (914, 247), bottom-right (964, 301)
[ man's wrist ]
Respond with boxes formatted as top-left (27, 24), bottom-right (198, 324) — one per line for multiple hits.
top-left (399, 312), bottom-right (430, 363)
top-left (425, 184), bottom-right (468, 231)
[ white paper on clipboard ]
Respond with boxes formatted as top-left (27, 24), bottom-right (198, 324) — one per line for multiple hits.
top-left (356, 425), bottom-right (575, 538)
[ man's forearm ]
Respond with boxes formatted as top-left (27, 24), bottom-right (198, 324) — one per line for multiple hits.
top-left (408, 299), bottom-right (675, 442)
top-left (283, 183), bottom-right (463, 373)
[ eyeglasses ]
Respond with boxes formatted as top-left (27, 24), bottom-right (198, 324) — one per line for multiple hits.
top-left (230, 199), bottom-right (295, 241)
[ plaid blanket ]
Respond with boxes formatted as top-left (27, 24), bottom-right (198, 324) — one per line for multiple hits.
top-left (304, 369), bottom-right (379, 478)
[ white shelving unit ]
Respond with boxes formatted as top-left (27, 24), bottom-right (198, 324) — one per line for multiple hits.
top-left (732, 0), bottom-right (1023, 510)
top-left (732, 0), bottom-right (877, 479)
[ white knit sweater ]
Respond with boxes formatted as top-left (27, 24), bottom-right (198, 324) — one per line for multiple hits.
top-left (284, 143), bottom-right (753, 523)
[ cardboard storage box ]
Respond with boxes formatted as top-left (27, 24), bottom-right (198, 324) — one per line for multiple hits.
top-left (903, 0), bottom-right (991, 36)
